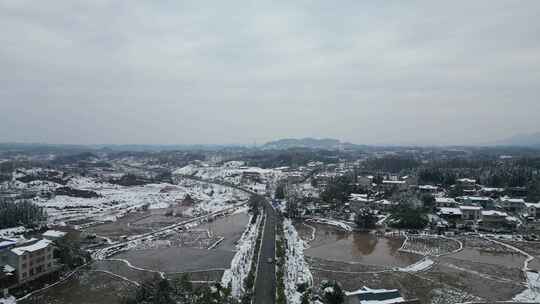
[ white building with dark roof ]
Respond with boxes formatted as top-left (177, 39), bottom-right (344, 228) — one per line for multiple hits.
top-left (0, 238), bottom-right (58, 285)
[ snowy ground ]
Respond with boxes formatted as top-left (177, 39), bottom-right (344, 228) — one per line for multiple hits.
top-left (0, 296), bottom-right (16, 304)
top-left (221, 213), bottom-right (263, 298)
top-left (0, 226), bottom-right (26, 238)
top-left (174, 161), bottom-right (284, 189)
top-left (305, 217), bottom-right (353, 232)
top-left (16, 175), bottom-right (249, 225)
top-left (283, 219), bottom-right (313, 304)
top-left (513, 270), bottom-right (540, 302)
top-left (398, 257), bottom-right (434, 273)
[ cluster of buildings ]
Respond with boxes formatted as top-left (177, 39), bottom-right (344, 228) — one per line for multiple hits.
top-left (307, 168), bottom-right (540, 234)
top-left (435, 195), bottom-right (540, 232)
top-left (0, 230), bottom-right (65, 290)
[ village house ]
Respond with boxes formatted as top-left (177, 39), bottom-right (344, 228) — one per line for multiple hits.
top-left (435, 197), bottom-right (458, 208)
top-left (0, 237), bottom-right (59, 287)
top-left (437, 207), bottom-right (463, 227)
top-left (313, 172), bottom-right (338, 188)
top-left (499, 197), bottom-right (527, 214)
top-left (525, 202), bottom-right (540, 219)
top-left (480, 210), bottom-right (511, 231)
top-left (437, 205), bottom-right (482, 228)
top-left (456, 196), bottom-right (493, 209)
top-left (381, 180), bottom-right (408, 192)
top-left (0, 239), bottom-right (18, 289)
top-left (417, 185), bottom-right (438, 194)
top-left (460, 205), bottom-right (482, 225)
top-left (438, 205), bottom-right (519, 232)
top-left (456, 178), bottom-right (477, 190)
top-left (371, 199), bottom-right (398, 212)
top-left (479, 187), bottom-right (505, 198)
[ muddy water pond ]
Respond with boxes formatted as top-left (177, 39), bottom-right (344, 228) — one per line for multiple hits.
top-left (300, 223), bottom-right (420, 267)
top-left (198, 212), bottom-right (250, 251)
top-left (113, 212), bottom-right (249, 273)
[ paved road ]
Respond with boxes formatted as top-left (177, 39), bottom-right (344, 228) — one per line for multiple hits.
top-left (253, 198), bottom-right (276, 304)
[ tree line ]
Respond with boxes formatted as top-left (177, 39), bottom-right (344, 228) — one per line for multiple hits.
top-left (121, 274), bottom-right (237, 304)
top-left (0, 199), bottom-right (47, 229)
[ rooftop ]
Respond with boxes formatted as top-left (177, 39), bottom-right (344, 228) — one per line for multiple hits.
top-left (501, 197), bottom-right (526, 203)
top-left (418, 185), bottom-right (438, 190)
top-left (346, 287), bottom-right (405, 304)
top-left (42, 230), bottom-right (67, 238)
top-left (435, 197), bottom-right (456, 203)
top-left (438, 207), bottom-right (462, 216)
top-left (458, 196), bottom-right (491, 201)
top-left (11, 239), bottom-right (52, 256)
top-left (460, 205), bottom-right (482, 211)
top-left (382, 180), bottom-right (406, 184)
top-left (482, 210), bottom-right (508, 217)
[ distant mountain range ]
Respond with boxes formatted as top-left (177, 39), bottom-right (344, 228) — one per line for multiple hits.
top-left (262, 138), bottom-right (364, 150)
top-left (494, 132), bottom-right (540, 147)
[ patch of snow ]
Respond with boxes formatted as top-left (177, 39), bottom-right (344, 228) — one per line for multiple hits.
top-left (306, 217), bottom-right (352, 232)
top-left (399, 257), bottom-right (434, 273)
top-left (0, 296), bottom-right (16, 304)
top-left (283, 218), bottom-right (313, 304)
top-left (42, 230), bottom-right (66, 238)
top-left (0, 226), bottom-right (26, 238)
top-left (148, 202), bottom-right (170, 209)
top-left (513, 271), bottom-right (540, 302)
top-left (222, 213), bottom-right (263, 298)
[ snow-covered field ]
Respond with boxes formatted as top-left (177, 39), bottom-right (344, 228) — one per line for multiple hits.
top-left (282, 219), bottom-right (313, 304)
top-left (174, 161), bottom-right (284, 189)
top-left (2, 170), bottom-right (248, 225)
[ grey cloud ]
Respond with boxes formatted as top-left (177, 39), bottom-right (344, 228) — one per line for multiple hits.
top-left (1, 1), bottom-right (539, 145)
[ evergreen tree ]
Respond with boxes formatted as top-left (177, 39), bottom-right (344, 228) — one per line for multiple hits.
top-left (275, 184), bottom-right (286, 200)
top-left (0, 198), bottom-right (47, 229)
top-left (528, 178), bottom-right (540, 203)
top-left (355, 209), bottom-right (377, 229)
top-left (321, 280), bottom-right (345, 304)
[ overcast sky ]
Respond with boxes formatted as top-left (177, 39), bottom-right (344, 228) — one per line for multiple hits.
top-left (1, 1), bottom-right (539, 146)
